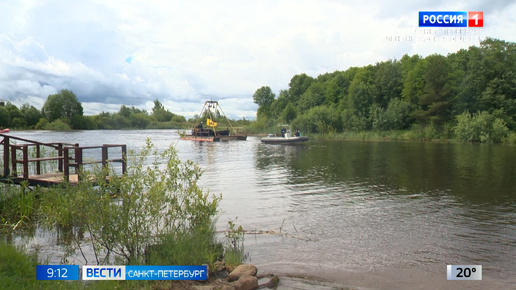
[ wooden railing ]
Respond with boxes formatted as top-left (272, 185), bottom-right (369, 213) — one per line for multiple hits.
top-left (63, 144), bottom-right (127, 182)
top-left (1, 134), bottom-right (126, 185)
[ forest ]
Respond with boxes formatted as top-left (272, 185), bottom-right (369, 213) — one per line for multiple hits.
top-left (0, 90), bottom-right (187, 131)
top-left (251, 38), bottom-right (516, 143)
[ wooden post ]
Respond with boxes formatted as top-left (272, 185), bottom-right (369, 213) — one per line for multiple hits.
top-left (36, 144), bottom-right (41, 175)
top-left (102, 146), bottom-right (108, 168)
top-left (57, 143), bottom-right (63, 172)
top-left (2, 136), bottom-right (8, 177)
top-left (76, 148), bottom-right (83, 181)
top-left (121, 145), bottom-right (127, 175)
top-left (73, 147), bottom-right (80, 174)
top-left (64, 148), bottom-right (69, 183)
top-left (22, 145), bottom-right (28, 179)
top-left (11, 145), bottom-right (17, 177)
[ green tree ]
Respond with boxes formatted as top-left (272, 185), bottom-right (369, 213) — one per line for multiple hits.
top-left (119, 105), bottom-right (132, 118)
top-left (152, 99), bottom-right (174, 122)
top-left (288, 73), bottom-right (314, 103)
top-left (298, 81), bottom-right (326, 111)
top-left (253, 86), bottom-right (275, 119)
top-left (478, 38), bottom-right (516, 128)
top-left (452, 46), bottom-right (485, 114)
top-left (411, 54), bottom-right (454, 127)
top-left (6, 102), bottom-right (24, 128)
top-left (373, 59), bottom-right (402, 107)
top-left (20, 104), bottom-right (43, 128)
top-left (383, 98), bottom-right (415, 130)
top-left (402, 58), bottom-right (427, 105)
top-left (281, 103), bottom-right (297, 123)
top-left (269, 89), bottom-right (289, 120)
top-left (324, 72), bottom-right (347, 105)
top-left (0, 106), bottom-right (11, 128)
top-left (399, 54), bottom-right (422, 84)
top-left (41, 89), bottom-right (83, 124)
top-left (340, 66), bottom-right (375, 131)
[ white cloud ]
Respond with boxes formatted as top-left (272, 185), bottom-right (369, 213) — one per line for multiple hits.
top-left (0, 0), bottom-right (515, 119)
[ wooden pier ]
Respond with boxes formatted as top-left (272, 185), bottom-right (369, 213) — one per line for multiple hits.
top-left (0, 134), bottom-right (126, 187)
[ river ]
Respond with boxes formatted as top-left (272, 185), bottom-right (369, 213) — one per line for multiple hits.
top-left (5, 130), bottom-right (516, 289)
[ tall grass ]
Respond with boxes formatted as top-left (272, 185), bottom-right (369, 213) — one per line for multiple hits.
top-left (0, 183), bottom-right (40, 233)
top-left (223, 219), bottom-right (247, 268)
top-left (147, 223), bottom-right (224, 269)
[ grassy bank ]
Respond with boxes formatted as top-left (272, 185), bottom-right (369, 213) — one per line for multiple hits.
top-left (309, 130), bottom-right (450, 142)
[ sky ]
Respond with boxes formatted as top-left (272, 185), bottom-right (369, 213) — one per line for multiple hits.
top-left (0, 0), bottom-right (515, 119)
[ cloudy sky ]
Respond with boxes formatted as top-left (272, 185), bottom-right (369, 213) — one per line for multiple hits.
top-left (0, 0), bottom-right (515, 119)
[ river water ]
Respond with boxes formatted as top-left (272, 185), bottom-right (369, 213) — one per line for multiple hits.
top-left (5, 130), bottom-right (516, 289)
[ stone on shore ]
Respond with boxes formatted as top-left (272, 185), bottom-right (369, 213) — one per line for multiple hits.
top-left (227, 264), bottom-right (258, 282)
top-left (231, 274), bottom-right (258, 290)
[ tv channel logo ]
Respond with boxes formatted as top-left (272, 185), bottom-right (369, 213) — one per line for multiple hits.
top-left (419, 11), bottom-right (483, 27)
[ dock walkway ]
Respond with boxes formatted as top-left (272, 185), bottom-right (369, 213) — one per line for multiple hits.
top-left (0, 134), bottom-right (126, 187)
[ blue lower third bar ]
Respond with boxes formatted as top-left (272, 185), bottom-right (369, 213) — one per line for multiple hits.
top-left (37, 265), bottom-right (79, 280)
top-left (125, 265), bottom-right (207, 280)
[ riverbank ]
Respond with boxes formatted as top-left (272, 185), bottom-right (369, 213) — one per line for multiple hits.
top-left (307, 130), bottom-right (516, 144)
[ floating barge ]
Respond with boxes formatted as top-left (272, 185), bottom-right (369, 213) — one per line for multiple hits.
top-left (181, 100), bottom-right (247, 142)
top-left (180, 134), bottom-right (220, 142)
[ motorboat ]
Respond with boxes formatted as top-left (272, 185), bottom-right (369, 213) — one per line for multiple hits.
top-left (261, 125), bottom-right (308, 144)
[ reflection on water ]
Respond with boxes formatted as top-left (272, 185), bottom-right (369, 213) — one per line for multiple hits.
top-left (4, 131), bottom-right (515, 289)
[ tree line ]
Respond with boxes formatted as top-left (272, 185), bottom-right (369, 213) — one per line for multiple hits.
top-left (252, 38), bottom-right (516, 142)
top-left (0, 90), bottom-right (187, 130)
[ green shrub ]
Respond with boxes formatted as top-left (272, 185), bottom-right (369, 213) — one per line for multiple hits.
top-left (39, 139), bottom-right (221, 265)
top-left (223, 219), bottom-right (246, 268)
top-left (44, 120), bottom-right (72, 131)
top-left (504, 132), bottom-right (516, 144)
top-left (454, 111), bottom-right (509, 143)
top-left (293, 105), bottom-right (340, 134)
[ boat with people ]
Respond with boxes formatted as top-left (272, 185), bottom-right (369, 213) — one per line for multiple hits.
top-left (261, 125), bottom-right (309, 144)
top-left (180, 100), bottom-right (247, 142)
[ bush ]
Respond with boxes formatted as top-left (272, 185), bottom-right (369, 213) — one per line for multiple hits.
top-left (41, 119), bottom-right (71, 131)
top-left (454, 111), bottom-right (509, 143)
top-left (39, 139), bottom-right (222, 265)
top-left (341, 109), bottom-right (368, 132)
top-left (504, 132), bottom-right (516, 144)
top-left (293, 105), bottom-right (340, 134)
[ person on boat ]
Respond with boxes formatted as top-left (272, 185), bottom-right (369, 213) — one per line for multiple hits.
top-left (281, 127), bottom-right (286, 137)
top-left (197, 122), bottom-right (203, 131)
top-left (295, 130), bottom-right (301, 137)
